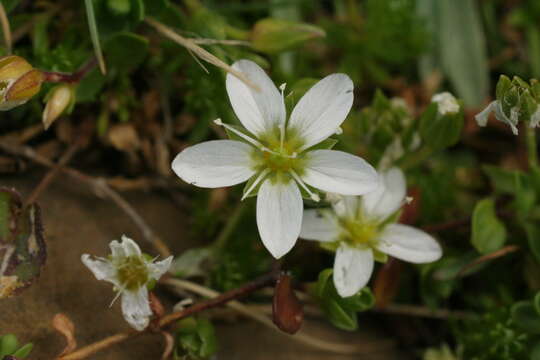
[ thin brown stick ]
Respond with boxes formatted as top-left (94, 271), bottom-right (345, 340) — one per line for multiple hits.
top-left (145, 17), bottom-right (259, 92)
top-left (0, 141), bottom-right (171, 258)
top-left (158, 271), bottom-right (278, 327)
top-left (373, 303), bottom-right (474, 320)
top-left (59, 332), bottom-right (139, 360)
top-left (0, 2), bottom-right (12, 54)
top-left (24, 141), bottom-right (80, 207)
top-left (457, 245), bottom-right (520, 277)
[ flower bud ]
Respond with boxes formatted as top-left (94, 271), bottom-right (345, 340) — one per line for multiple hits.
top-left (251, 18), bottom-right (325, 54)
top-left (0, 55), bottom-right (43, 111)
top-left (42, 84), bottom-right (74, 130)
top-left (431, 92), bottom-right (460, 115)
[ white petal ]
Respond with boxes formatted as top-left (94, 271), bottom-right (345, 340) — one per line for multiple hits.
top-left (362, 167), bottom-right (406, 220)
top-left (330, 195), bottom-right (360, 219)
top-left (172, 140), bottom-right (256, 188)
top-left (301, 150), bottom-right (380, 195)
top-left (300, 209), bottom-right (340, 242)
top-left (120, 235), bottom-right (142, 257)
top-left (256, 179), bottom-right (303, 258)
top-left (226, 60), bottom-right (285, 136)
top-left (121, 287), bottom-right (153, 331)
top-left (474, 101), bottom-right (495, 127)
top-left (288, 74), bottom-right (353, 150)
top-left (333, 244), bottom-right (374, 297)
top-left (494, 102), bottom-right (519, 135)
top-left (376, 224), bottom-right (442, 263)
top-left (148, 256), bottom-right (173, 280)
top-left (81, 255), bottom-right (116, 282)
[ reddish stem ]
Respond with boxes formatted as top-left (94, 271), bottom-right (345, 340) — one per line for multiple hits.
top-left (42, 58), bottom-right (97, 84)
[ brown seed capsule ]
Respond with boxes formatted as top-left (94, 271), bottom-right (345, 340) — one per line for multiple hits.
top-left (272, 272), bottom-right (303, 334)
top-left (0, 55), bottom-right (43, 111)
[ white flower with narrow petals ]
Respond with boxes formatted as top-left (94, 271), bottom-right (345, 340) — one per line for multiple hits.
top-left (475, 100), bottom-right (519, 135)
top-left (431, 92), bottom-right (459, 115)
top-left (81, 235), bottom-right (173, 331)
top-left (300, 167), bottom-right (442, 297)
top-left (171, 59), bottom-right (380, 259)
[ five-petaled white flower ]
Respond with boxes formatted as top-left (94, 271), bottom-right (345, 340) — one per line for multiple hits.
top-left (431, 92), bottom-right (459, 115)
top-left (171, 60), bottom-right (380, 259)
top-left (81, 235), bottom-right (173, 331)
top-left (300, 167), bottom-right (442, 297)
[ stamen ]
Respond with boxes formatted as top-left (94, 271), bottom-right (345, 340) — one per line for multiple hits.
top-left (241, 168), bottom-right (270, 200)
top-left (279, 83), bottom-right (287, 152)
top-left (214, 118), bottom-right (266, 150)
top-left (109, 285), bottom-right (125, 307)
top-left (289, 169), bottom-right (320, 202)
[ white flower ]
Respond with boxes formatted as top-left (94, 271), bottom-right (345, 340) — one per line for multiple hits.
top-left (474, 100), bottom-right (519, 135)
top-left (81, 235), bottom-right (173, 331)
top-left (300, 168), bottom-right (442, 297)
top-left (431, 92), bottom-right (459, 115)
top-left (171, 60), bottom-right (380, 259)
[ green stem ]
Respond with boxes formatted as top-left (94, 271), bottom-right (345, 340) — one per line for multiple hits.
top-left (212, 202), bottom-right (246, 252)
top-left (526, 126), bottom-right (539, 171)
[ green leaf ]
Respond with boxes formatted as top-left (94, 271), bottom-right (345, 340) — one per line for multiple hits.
top-left (511, 301), bottom-right (540, 334)
top-left (535, 292), bottom-right (540, 316)
top-left (76, 68), bottom-right (106, 103)
top-left (85, 0), bottom-right (107, 74)
top-left (0, 334), bottom-right (18, 358)
top-left (471, 198), bottom-right (506, 254)
top-left (532, 341), bottom-right (540, 360)
top-left (482, 165), bottom-right (525, 194)
top-left (524, 222), bottom-right (540, 262)
top-left (418, 0), bottom-right (489, 106)
top-left (251, 18), bottom-right (325, 54)
top-left (103, 32), bottom-right (148, 71)
top-left (176, 317), bottom-right (218, 359)
top-left (419, 102), bottom-right (464, 150)
top-left (325, 299), bottom-right (358, 331)
top-left (12, 343), bottom-right (33, 358)
top-left (0, 188), bottom-right (47, 299)
top-left (313, 269), bottom-right (374, 332)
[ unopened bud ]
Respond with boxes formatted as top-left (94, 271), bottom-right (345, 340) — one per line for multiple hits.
top-left (42, 85), bottom-right (74, 130)
top-left (251, 18), bottom-right (325, 54)
top-left (0, 55), bottom-right (43, 111)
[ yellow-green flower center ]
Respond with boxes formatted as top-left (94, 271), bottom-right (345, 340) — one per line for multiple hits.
top-left (340, 219), bottom-right (379, 247)
top-left (116, 256), bottom-right (149, 291)
top-left (252, 127), bottom-right (307, 178)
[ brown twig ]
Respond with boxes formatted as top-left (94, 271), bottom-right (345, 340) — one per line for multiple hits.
top-left (59, 332), bottom-right (140, 360)
top-left (145, 17), bottom-right (259, 92)
top-left (23, 141), bottom-right (80, 207)
top-left (42, 58), bottom-right (98, 84)
top-left (0, 141), bottom-right (172, 258)
top-left (0, 2), bottom-right (12, 54)
top-left (457, 245), bottom-right (520, 277)
top-left (158, 271), bottom-right (278, 327)
top-left (372, 303), bottom-right (474, 320)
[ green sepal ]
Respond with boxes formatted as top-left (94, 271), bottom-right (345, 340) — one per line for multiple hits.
top-left (12, 343), bottom-right (33, 358)
top-left (307, 138), bottom-right (338, 151)
top-left (373, 249), bottom-right (388, 263)
top-left (496, 74), bottom-right (512, 100)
